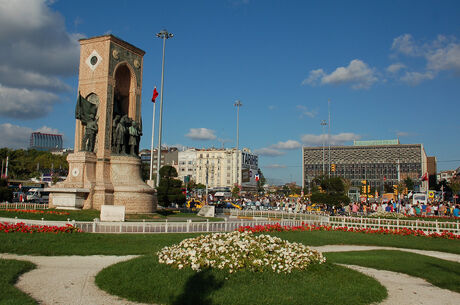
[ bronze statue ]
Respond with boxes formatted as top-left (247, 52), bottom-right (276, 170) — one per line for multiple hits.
top-left (82, 113), bottom-right (98, 152)
top-left (129, 120), bottom-right (142, 155)
top-left (115, 115), bottom-right (128, 154)
top-left (111, 115), bottom-right (121, 152)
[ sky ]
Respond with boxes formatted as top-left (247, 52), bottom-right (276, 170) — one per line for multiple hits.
top-left (0, 0), bottom-right (459, 185)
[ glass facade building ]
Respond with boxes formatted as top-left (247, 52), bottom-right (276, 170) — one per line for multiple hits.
top-left (302, 141), bottom-right (428, 192)
top-left (29, 132), bottom-right (63, 151)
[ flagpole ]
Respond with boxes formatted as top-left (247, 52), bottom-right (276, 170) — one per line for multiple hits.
top-left (149, 97), bottom-right (157, 181)
top-left (155, 29), bottom-right (173, 187)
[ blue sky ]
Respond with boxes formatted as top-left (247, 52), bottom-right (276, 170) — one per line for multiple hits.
top-left (0, 0), bottom-right (459, 184)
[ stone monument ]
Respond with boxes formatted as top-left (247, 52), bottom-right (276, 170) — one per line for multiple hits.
top-left (48, 35), bottom-right (156, 213)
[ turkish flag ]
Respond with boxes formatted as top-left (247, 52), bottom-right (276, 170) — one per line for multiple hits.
top-left (151, 87), bottom-right (159, 103)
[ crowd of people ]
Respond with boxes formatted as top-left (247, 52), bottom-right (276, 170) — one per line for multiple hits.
top-left (206, 193), bottom-right (460, 218)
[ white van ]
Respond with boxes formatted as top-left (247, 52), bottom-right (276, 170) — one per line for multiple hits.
top-left (26, 188), bottom-right (50, 203)
top-left (412, 193), bottom-right (427, 206)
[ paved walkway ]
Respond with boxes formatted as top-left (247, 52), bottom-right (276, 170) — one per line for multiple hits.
top-left (2, 245), bottom-right (460, 305)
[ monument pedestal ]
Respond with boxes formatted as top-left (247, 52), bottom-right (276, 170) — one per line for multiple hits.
top-left (111, 155), bottom-right (156, 213)
top-left (48, 151), bottom-right (96, 209)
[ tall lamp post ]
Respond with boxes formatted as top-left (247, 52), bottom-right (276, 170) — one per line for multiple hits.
top-left (234, 100), bottom-right (243, 185)
top-left (155, 29), bottom-right (173, 187)
top-left (321, 120), bottom-right (327, 174)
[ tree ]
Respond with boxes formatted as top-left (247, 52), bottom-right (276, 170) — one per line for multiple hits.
top-left (404, 177), bottom-right (414, 191)
top-left (310, 175), bottom-right (349, 206)
top-left (232, 185), bottom-right (240, 198)
top-left (0, 178), bottom-right (13, 202)
top-left (396, 181), bottom-right (406, 198)
top-left (156, 165), bottom-right (185, 207)
top-left (256, 168), bottom-right (266, 193)
top-left (449, 179), bottom-right (460, 204)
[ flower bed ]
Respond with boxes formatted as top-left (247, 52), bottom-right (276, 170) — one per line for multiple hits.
top-left (157, 231), bottom-right (325, 273)
top-left (238, 223), bottom-right (460, 240)
top-left (368, 211), bottom-right (406, 218)
top-left (1, 209), bottom-right (70, 216)
top-left (0, 222), bottom-right (81, 233)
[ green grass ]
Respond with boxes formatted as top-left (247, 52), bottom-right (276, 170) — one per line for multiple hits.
top-left (0, 230), bottom-right (458, 256)
top-left (0, 209), bottom-right (100, 221)
top-left (0, 259), bottom-right (37, 305)
top-left (0, 209), bottom-right (223, 222)
top-left (326, 250), bottom-right (460, 293)
top-left (269, 230), bottom-right (460, 254)
top-left (96, 255), bottom-right (387, 305)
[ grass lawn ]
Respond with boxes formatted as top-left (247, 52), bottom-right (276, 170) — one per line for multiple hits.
top-left (326, 250), bottom-right (460, 293)
top-left (0, 209), bottom-right (100, 221)
top-left (0, 259), bottom-right (36, 305)
top-left (0, 230), bottom-right (458, 256)
top-left (96, 256), bottom-right (387, 305)
top-left (0, 209), bottom-right (223, 222)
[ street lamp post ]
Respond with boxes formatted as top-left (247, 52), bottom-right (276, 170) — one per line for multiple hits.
top-left (321, 120), bottom-right (327, 174)
top-left (234, 100), bottom-right (243, 185)
top-left (234, 100), bottom-right (243, 150)
top-left (155, 29), bottom-right (173, 187)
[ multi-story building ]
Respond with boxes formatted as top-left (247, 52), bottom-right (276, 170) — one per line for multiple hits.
top-left (437, 170), bottom-right (456, 183)
top-left (302, 139), bottom-right (429, 193)
top-left (195, 148), bottom-right (259, 191)
top-left (177, 148), bottom-right (197, 183)
top-left (29, 132), bottom-right (63, 151)
top-left (139, 147), bottom-right (178, 181)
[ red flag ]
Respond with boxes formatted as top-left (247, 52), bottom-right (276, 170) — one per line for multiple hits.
top-left (151, 87), bottom-right (159, 103)
top-left (421, 172), bottom-right (428, 181)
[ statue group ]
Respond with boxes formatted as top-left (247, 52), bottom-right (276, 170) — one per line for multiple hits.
top-left (112, 114), bottom-right (142, 155)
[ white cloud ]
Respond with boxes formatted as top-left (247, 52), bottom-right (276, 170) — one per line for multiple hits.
top-left (264, 163), bottom-right (287, 169)
top-left (253, 148), bottom-right (285, 157)
top-left (0, 85), bottom-right (60, 119)
top-left (396, 131), bottom-right (410, 137)
top-left (301, 133), bottom-right (361, 146)
top-left (303, 60), bottom-right (378, 89)
top-left (0, 123), bottom-right (61, 149)
top-left (36, 126), bottom-right (60, 134)
top-left (391, 34), bottom-right (420, 56)
top-left (185, 128), bottom-right (217, 140)
top-left (271, 140), bottom-right (301, 150)
top-left (400, 71), bottom-right (435, 85)
top-left (302, 69), bottom-right (325, 86)
top-left (296, 105), bottom-right (317, 118)
top-left (386, 63), bottom-right (406, 74)
top-left (390, 34), bottom-right (460, 84)
top-left (0, 0), bottom-right (80, 118)
top-left (0, 65), bottom-right (71, 92)
top-left (268, 105), bottom-right (276, 110)
top-left (426, 41), bottom-right (460, 74)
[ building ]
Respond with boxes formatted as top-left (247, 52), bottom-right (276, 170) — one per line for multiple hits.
top-left (177, 148), bottom-right (197, 183)
top-left (194, 148), bottom-right (259, 191)
top-left (139, 147), bottom-right (178, 181)
top-left (302, 139), bottom-right (429, 193)
top-left (29, 132), bottom-right (63, 151)
top-left (437, 170), bottom-right (456, 183)
top-left (427, 156), bottom-right (437, 188)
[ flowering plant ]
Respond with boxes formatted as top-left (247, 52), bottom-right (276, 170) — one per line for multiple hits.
top-left (0, 222), bottom-right (81, 233)
top-left (157, 231), bottom-right (325, 273)
top-left (238, 223), bottom-right (460, 240)
top-left (369, 211), bottom-right (406, 218)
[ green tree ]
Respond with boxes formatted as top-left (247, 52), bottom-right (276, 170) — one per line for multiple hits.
top-left (449, 179), bottom-right (460, 204)
top-left (232, 185), bottom-right (240, 198)
top-left (0, 178), bottom-right (13, 202)
top-left (404, 177), bottom-right (415, 191)
top-left (256, 168), bottom-right (266, 193)
top-left (156, 166), bottom-right (185, 207)
top-left (310, 175), bottom-right (349, 206)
